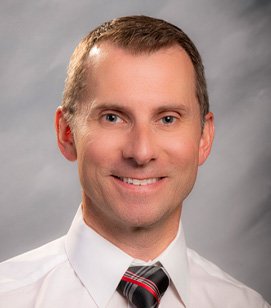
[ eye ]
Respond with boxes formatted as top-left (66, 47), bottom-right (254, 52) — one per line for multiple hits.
top-left (161, 115), bottom-right (176, 124)
top-left (103, 113), bottom-right (122, 123)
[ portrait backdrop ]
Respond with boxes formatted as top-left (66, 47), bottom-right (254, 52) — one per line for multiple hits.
top-left (0, 0), bottom-right (270, 302)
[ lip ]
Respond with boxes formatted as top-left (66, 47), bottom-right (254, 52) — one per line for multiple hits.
top-left (111, 175), bottom-right (166, 191)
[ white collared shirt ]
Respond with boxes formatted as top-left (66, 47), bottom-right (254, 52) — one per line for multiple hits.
top-left (0, 206), bottom-right (269, 308)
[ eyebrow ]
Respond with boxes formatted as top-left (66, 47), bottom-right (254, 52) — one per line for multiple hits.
top-left (89, 102), bottom-right (189, 112)
top-left (89, 102), bottom-right (128, 113)
top-left (155, 104), bottom-right (189, 114)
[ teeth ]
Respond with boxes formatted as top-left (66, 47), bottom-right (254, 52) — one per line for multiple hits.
top-left (119, 177), bottom-right (160, 186)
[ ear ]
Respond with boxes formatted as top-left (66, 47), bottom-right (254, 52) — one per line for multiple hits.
top-left (198, 112), bottom-right (215, 166)
top-left (55, 106), bottom-right (77, 161)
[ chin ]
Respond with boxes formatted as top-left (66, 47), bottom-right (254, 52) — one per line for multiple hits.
top-left (119, 211), bottom-right (172, 230)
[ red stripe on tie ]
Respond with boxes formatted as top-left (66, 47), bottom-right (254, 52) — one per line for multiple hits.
top-left (125, 271), bottom-right (161, 297)
top-left (122, 276), bottom-right (159, 302)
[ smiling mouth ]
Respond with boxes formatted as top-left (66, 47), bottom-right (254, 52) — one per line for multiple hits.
top-left (114, 176), bottom-right (163, 186)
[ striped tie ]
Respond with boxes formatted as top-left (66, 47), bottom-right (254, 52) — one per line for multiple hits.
top-left (117, 265), bottom-right (170, 308)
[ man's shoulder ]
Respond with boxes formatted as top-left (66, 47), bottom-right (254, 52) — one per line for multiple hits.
top-left (0, 236), bottom-right (67, 293)
top-left (187, 248), bottom-right (270, 307)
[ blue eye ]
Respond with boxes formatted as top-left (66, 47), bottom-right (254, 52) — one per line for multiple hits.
top-left (161, 116), bottom-right (176, 124)
top-left (104, 114), bottom-right (120, 123)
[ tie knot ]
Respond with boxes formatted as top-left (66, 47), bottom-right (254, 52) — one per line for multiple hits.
top-left (117, 265), bottom-right (170, 308)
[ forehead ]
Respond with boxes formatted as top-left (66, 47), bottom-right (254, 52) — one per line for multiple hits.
top-left (88, 42), bottom-right (194, 74)
top-left (84, 42), bottom-right (197, 110)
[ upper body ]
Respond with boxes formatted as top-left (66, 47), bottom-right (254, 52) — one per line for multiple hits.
top-left (0, 206), bottom-right (269, 308)
top-left (1, 15), bottom-right (269, 307)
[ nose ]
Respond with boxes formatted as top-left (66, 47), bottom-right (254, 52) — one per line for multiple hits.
top-left (122, 123), bottom-right (158, 166)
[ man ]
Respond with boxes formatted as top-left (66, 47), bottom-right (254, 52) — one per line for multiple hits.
top-left (0, 15), bottom-right (269, 308)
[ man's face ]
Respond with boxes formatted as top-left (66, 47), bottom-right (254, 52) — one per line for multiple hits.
top-left (62, 43), bottom-right (213, 233)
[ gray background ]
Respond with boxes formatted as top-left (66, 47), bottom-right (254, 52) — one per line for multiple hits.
top-left (0, 0), bottom-right (270, 302)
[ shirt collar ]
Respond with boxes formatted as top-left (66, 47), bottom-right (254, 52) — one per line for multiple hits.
top-left (158, 223), bottom-right (189, 306)
top-left (65, 206), bottom-right (133, 308)
top-left (130, 223), bottom-right (189, 306)
top-left (65, 206), bottom-right (188, 307)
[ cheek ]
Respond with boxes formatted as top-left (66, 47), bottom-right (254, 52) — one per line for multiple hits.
top-left (77, 144), bottom-right (107, 200)
top-left (76, 132), bottom-right (122, 178)
top-left (165, 135), bottom-right (200, 167)
top-left (78, 143), bottom-right (106, 176)
top-left (167, 139), bottom-right (200, 197)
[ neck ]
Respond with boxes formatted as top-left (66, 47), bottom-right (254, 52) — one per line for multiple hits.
top-left (111, 221), bottom-right (180, 261)
top-left (82, 199), bottom-right (181, 261)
